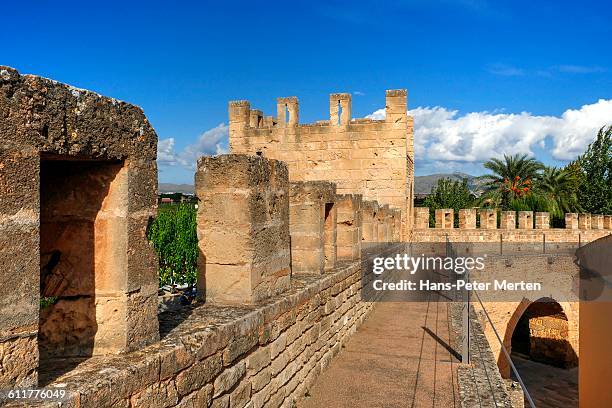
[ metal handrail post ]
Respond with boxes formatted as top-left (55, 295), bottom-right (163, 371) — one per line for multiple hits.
top-left (473, 290), bottom-right (536, 408)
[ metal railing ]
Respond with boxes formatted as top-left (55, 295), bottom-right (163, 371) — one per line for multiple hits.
top-left (473, 290), bottom-right (536, 408)
top-left (446, 235), bottom-right (536, 408)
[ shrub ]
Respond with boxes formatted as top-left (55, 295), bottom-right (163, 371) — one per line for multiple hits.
top-left (147, 204), bottom-right (198, 288)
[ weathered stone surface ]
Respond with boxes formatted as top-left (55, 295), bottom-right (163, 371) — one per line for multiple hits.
top-left (175, 354), bottom-right (223, 396)
top-left (459, 208), bottom-right (476, 229)
top-left (289, 181), bottom-right (337, 274)
top-left (479, 209), bottom-right (497, 230)
top-left (214, 361), bottom-right (246, 397)
top-left (336, 194), bottom-right (362, 260)
top-left (535, 212), bottom-right (550, 229)
top-left (435, 209), bottom-right (453, 229)
top-left (196, 154), bottom-right (291, 304)
top-left (229, 91), bottom-right (412, 239)
top-left (0, 66), bottom-right (159, 387)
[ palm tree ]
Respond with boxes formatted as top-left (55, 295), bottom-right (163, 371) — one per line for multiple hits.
top-left (478, 154), bottom-right (545, 208)
top-left (536, 166), bottom-right (583, 218)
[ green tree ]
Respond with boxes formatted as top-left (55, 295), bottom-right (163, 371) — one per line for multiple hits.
top-left (147, 204), bottom-right (198, 288)
top-left (573, 126), bottom-right (612, 215)
top-left (478, 153), bottom-right (545, 208)
top-left (423, 178), bottom-right (475, 226)
top-left (535, 166), bottom-right (583, 220)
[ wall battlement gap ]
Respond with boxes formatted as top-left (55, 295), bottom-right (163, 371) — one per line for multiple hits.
top-left (229, 89), bottom-right (414, 240)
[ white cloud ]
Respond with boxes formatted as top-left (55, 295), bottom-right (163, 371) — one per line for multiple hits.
top-left (159, 100), bottom-right (612, 175)
top-left (487, 63), bottom-right (525, 76)
top-left (557, 65), bottom-right (607, 74)
top-left (367, 99), bottom-right (612, 166)
top-left (157, 137), bottom-right (179, 165)
top-left (157, 123), bottom-right (229, 169)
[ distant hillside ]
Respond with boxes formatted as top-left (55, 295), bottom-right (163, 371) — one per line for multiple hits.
top-left (414, 173), bottom-right (488, 195)
top-left (160, 174), bottom-right (489, 196)
top-left (159, 183), bottom-right (195, 194)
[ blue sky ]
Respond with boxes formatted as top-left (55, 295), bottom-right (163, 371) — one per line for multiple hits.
top-left (2, 0), bottom-right (611, 183)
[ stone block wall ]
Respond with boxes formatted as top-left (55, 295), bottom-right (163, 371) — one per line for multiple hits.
top-left (0, 66), bottom-right (159, 387)
top-left (14, 260), bottom-right (384, 408)
top-left (579, 213), bottom-right (591, 229)
top-left (336, 194), bottom-right (363, 261)
top-left (535, 212), bottom-right (550, 229)
top-left (480, 209), bottom-right (497, 230)
top-left (435, 209), bottom-right (454, 229)
top-left (288, 181), bottom-right (337, 274)
top-left (413, 207), bottom-right (612, 244)
top-left (518, 211), bottom-right (533, 229)
top-left (500, 211), bottom-right (516, 230)
top-left (566, 213), bottom-right (579, 229)
top-left (361, 200), bottom-right (379, 242)
top-left (459, 209), bottom-right (476, 229)
top-left (195, 155), bottom-right (291, 304)
top-left (227, 90), bottom-right (413, 240)
top-left (414, 207), bottom-right (430, 229)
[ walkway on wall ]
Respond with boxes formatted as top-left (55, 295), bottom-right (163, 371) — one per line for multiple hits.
top-left (512, 355), bottom-right (578, 407)
top-left (298, 297), bottom-right (460, 408)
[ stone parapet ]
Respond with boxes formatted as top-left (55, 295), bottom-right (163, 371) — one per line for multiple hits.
top-left (414, 207), bottom-right (430, 229)
top-left (195, 154), bottom-right (291, 304)
top-left (435, 209), bottom-right (454, 229)
top-left (479, 209), bottom-right (497, 230)
top-left (336, 194), bottom-right (363, 261)
top-left (228, 90), bottom-right (413, 240)
top-left (592, 215), bottom-right (604, 230)
top-left (0, 66), bottom-right (159, 387)
top-left (535, 212), bottom-right (550, 229)
top-left (289, 181), bottom-right (337, 274)
top-left (459, 208), bottom-right (476, 229)
top-left (6, 259), bottom-right (383, 408)
top-left (579, 213), bottom-right (592, 230)
top-left (565, 213), bottom-right (579, 229)
top-left (518, 211), bottom-right (533, 229)
top-left (360, 200), bottom-right (380, 242)
top-left (500, 211), bottom-right (516, 230)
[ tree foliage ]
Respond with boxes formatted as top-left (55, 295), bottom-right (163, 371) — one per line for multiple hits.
top-left (478, 154), bottom-right (544, 208)
top-left (573, 125), bottom-right (612, 215)
top-left (534, 166), bottom-right (583, 219)
top-left (424, 178), bottom-right (475, 226)
top-left (147, 204), bottom-right (198, 288)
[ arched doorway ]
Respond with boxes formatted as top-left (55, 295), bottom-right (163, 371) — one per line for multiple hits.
top-left (510, 298), bottom-right (577, 368)
top-left (507, 298), bottom-right (579, 407)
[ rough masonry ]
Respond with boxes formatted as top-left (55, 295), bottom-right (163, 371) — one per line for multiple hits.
top-left (0, 66), bottom-right (159, 388)
top-left (228, 91), bottom-right (414, 240)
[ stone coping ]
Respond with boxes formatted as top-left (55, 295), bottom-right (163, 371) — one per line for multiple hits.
top-left (6, 261), bottom-right (364, 407)
top-left (450, 303), bottom-right (514, 407)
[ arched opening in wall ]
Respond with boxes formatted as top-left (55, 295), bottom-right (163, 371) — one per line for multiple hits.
top-left (38, 154), bottom-right (128, 384)
top-left (337, 100), bottom-right (342, 125)
top-left (285, 104), bottom-right (290, 124)
top-left (507, 298), bottom-right (579, 407)
top-left (510, 298), bottom-right (577, 368)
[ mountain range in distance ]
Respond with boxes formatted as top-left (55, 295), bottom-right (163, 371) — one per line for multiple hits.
top-left (159, 173), bottom-right (487, 195)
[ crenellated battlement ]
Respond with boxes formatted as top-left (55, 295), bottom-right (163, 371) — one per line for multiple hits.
top-left (228, 90), bottom-right (408, 131)
top-left (413, 207), bottom-right (612, 243)
top-left (229, 90), bottom-right (414, 240)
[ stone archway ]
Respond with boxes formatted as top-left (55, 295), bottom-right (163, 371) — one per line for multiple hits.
top-left (509, 298), bottom-right (578, 368)
top-left (484, 297), bottom-right (579, 378)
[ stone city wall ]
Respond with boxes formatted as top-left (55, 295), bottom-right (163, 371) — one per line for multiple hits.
top-left (2, 144), bottom-right (399, 407)
top-left (0, 66), bottom-right (159, 388)
top-left (469, 254), bottom-right (580, 379)
top-left (227, 91), bottom-right (414, 240)
top-left (414, 207), bottom-right (611, 244)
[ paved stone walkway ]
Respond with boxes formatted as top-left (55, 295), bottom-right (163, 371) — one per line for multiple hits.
top-left (298, 299), bottom-right (460, 408)
top-left (512, 355), bottom-right (578, 408)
